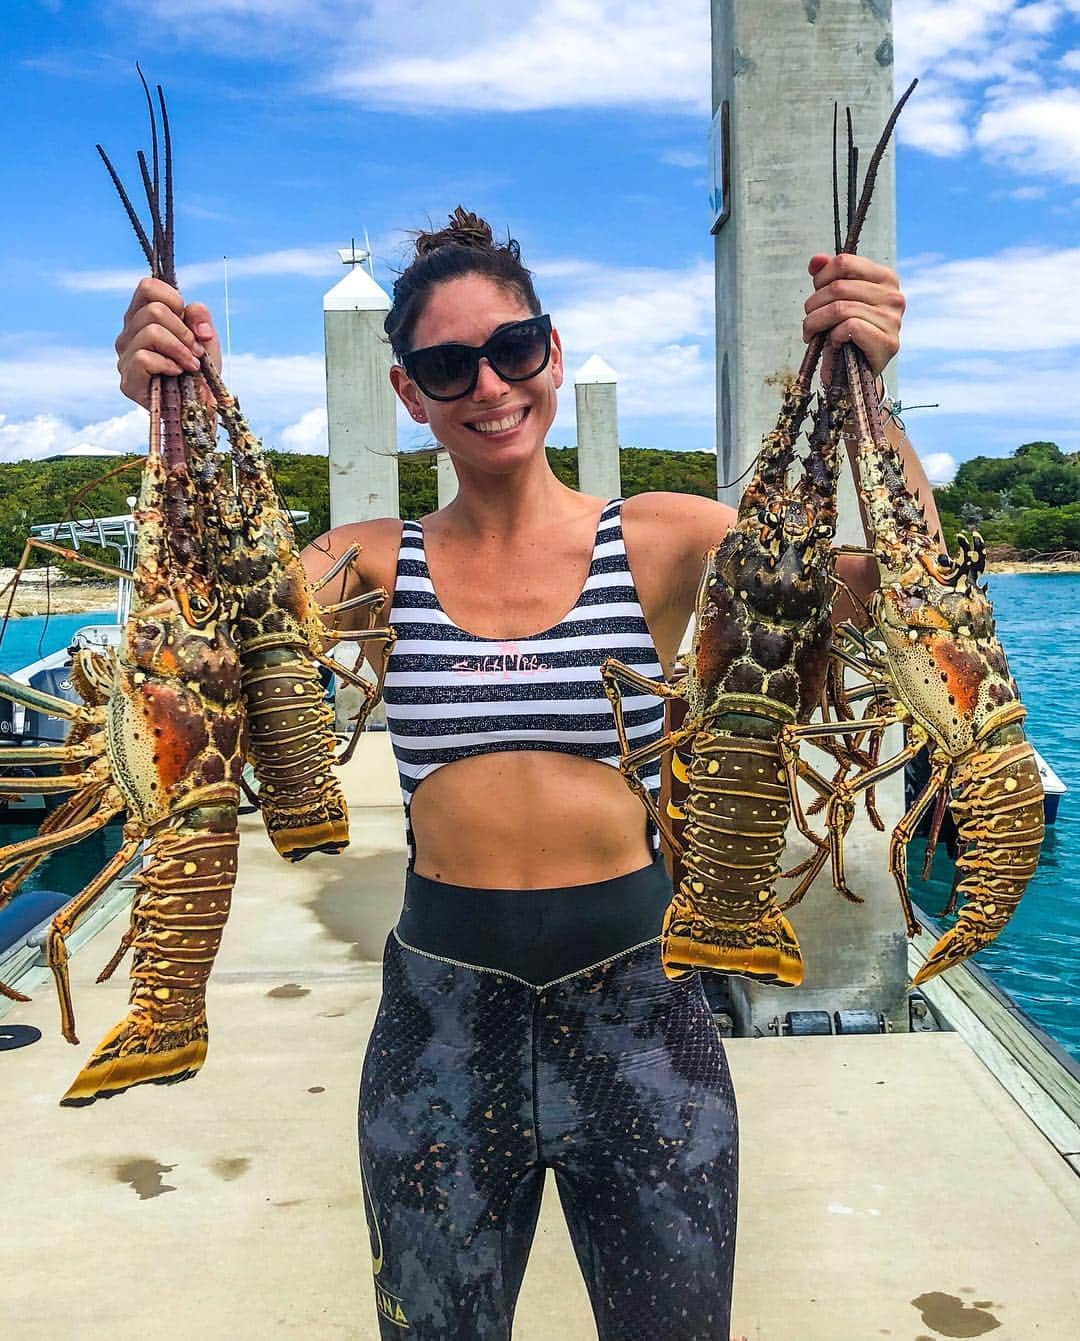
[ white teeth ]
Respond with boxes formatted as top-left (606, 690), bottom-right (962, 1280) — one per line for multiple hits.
top-left (471, 408), bottom-right (526, 434)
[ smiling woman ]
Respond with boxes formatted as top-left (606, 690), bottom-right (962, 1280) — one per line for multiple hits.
top-left (115, 199), bottom-right (908, 1341)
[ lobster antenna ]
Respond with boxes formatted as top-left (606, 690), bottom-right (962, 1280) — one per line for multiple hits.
top-left (846, 107), bottom-right (856, 237)
top-left (157, 84), bottom-right (175, 286)
top-left (136, 63), bottom-right (159, 233)
top-left (844, 77), bottom-right (918, 252)
top-left (832, 103), bottom-right (842, 255)
top-left (137, 149), bottom-right (165, 278)
top-left (96, 143), bottom-right (154, 268)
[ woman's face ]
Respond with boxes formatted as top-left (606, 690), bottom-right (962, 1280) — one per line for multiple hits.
top-left (390, 273), bottom-right (563, 476)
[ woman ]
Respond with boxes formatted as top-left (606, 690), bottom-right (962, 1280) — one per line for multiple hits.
top-left (116, 210), bottom-right (920, 1340)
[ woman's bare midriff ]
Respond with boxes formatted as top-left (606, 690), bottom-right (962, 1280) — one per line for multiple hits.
top-left (408, 749), bottom-right (657, 888)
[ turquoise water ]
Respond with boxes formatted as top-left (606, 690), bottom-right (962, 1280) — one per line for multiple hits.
top-left (0, 610), bottom-right (119, 907)
top-left (0, 609), bottom-right (113, 675)
top-left (0, 586), bottom-right (1077, 1058)
top-left (909, 573), bottom-right (1080, 1062)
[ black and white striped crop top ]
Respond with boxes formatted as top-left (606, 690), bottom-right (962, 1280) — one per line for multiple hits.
top-left (383, 499), bottom-right (666, 865)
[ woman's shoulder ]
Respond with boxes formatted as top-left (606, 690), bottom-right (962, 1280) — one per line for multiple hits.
top-left (300, 516), bottom-right (404, 599)
top-left (621, 491), bottom-right (736, 558)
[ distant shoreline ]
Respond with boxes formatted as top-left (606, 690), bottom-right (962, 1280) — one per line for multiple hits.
top-left (990, 561), bottom-right (1080, 575)
top-left (2, 584), bottom-right (116, 617)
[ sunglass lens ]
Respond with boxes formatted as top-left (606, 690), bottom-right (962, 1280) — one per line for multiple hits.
top-left (412, 344), bottom-right (476, 399)
top-left (489, 322), bottom-right (549, 381)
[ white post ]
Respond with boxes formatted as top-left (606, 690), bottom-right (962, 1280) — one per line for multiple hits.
top-left (323, 248), bottom-right (399, 525)
top-left (435, 448), bottom-right (458, 508)
top-left (574, 356), bottom-right (622, 499)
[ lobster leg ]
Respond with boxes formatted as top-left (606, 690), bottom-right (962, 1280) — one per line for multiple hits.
top-left (0, 783), bottom-right (111, 903)
top-left (601, 658), bottom-right (691, 853)
top-left (0, 789), bottom-right (124, 875)
top-left (889, 757), bottom-right (952, 937)
top-left (45, 824), bottom-right (145, 1045)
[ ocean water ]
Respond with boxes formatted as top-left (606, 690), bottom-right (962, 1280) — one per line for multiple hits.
top-left (0, 585), bottom-right (1077, 1059)
top-left (0, 609), bottom-right (120, 907)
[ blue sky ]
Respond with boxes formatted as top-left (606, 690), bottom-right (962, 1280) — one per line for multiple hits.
top-left (1, 0), bottom-right (1078, 484)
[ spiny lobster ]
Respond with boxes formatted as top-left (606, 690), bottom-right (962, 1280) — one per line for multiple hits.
top-left (0, 76), bottom-right (392, 1104)
top-left (602, 84), bottom-right (916, 984)
top-left (784, 337), bottom-right (1044, 984)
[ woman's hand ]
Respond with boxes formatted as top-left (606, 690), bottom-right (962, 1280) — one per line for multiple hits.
top-left (802, 253), bottom-right (904, 385)
top-left (115, 277), bottom-right (222, 409)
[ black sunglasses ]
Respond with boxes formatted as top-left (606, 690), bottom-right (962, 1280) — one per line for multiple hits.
top-left (401, 314), bottom-right (552, 402)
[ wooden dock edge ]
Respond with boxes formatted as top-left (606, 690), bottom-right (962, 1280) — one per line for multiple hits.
top-left (910, 912), bottom-right (1080, 1175)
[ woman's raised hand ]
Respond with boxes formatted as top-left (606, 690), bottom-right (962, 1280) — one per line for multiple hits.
top-left (116, 277), bottom-right (222, 409)
top-left (802, 252), bottom-right (905, 385)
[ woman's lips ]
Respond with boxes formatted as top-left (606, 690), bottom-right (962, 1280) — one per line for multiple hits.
top-left (465, 406), bottom-right (530, 438)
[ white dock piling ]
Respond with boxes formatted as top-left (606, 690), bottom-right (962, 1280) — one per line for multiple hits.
top-left (323, 248), bottom-right (399, 525)
top-left (436, 447), bottom-right (459, 507)
top-left (574, 356), bottom-right (621, 499)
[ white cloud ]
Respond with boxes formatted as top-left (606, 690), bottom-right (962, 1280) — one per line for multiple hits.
top-left (125, 0), bottom-right (711, 114)
top-left (328, 1), bottom-right (710, 113)
top-left (0, 409), bottom-right (147, 463)
top-left (58, 246), bottom-right (342, 294)
top-left (541, 258), bottom-right (715, 431)
top-left (976, 88), bottom-right (1080, 180)
top-left (279, 406), bottom-right (328, 453)
top-left (898, 91), bottom-right (973, 156)
top-left (902, 246), bottom-right (1080, 352)
top-left (919, 451), bottom-right (959, 485)
top-left (902, 356), bottom-right (1080, 429)
top-left (660, 149), bottom-right (707, 169)
top-left (0, 343), bottom-right (326, 457)
top-left (893, 0), bottom-right (1079, 183)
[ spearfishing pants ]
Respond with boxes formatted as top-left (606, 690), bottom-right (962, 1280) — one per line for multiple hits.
top-left (357, 858), bottom-right (739, 1340)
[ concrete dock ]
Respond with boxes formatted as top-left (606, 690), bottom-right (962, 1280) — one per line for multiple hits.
top-left (3, 735), bottom-right (1079, 1340)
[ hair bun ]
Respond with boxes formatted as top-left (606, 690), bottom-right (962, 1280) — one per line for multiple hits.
top-left (414, 206), bottom-right (500, 258)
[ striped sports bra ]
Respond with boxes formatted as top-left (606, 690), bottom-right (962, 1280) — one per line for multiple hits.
top-left (383, 499), bottom-right (666, 865)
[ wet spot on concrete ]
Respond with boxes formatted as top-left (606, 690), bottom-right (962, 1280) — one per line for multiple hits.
top-left (211, 1156), bottom-right (251, 1181)
top-left (803, 0), bottom-right (821, 20)
top-left (308, 1086), bottom-right (325, 1094)
top-left (875, 35), bottom-right (894, 67)
top-left (266, 983), bottom-right (309, 999)
top-left (308, 850), bottom-right (404, 958)
top-left (115, 1158), bottom-right (177, 1200)
top-left (911, 1292), bottom-right (1001, 1337)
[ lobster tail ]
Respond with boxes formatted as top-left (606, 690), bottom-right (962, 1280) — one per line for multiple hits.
top-left (662, 728), bottom-right (804, 985)
top-left (60, 808), bottom-right (239, 1106)
top-left (913, 738), bottom-right (1044, 985)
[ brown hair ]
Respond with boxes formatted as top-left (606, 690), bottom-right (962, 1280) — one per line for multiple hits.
top-left (384, 206), bottom-right (542, 357)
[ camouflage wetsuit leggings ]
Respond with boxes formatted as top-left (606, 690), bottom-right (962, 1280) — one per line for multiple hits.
top-left (358, 860), bottom-right (739, 1340)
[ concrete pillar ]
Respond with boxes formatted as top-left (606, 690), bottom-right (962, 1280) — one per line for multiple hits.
top-left (574, 356), bottom-right (622, 499)
top-left (323, 255), bottom-right (399, 525)
top-left (712, 0), bottom-right (897, 519)
top-left (435, 448), bottom-right (458, 508)
top-left (710, 0), bottom-right (908, 1032)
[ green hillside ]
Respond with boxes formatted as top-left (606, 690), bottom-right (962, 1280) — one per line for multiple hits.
top-left (1, 439), bottom-right (1075, 572)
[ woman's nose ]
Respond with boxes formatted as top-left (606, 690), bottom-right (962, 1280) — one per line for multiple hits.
top-left (472, 357), bottom-right (511, 401)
